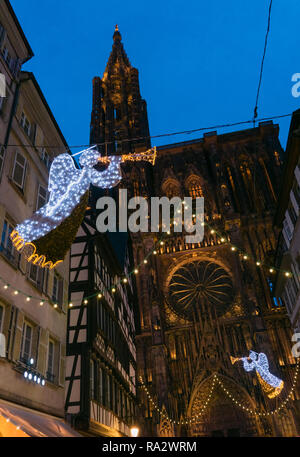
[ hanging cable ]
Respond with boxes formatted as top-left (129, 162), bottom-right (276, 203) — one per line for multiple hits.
top-left (1, 111), bottom-right (292, 155)
top-left (253, 0), bottom-right (273, 123)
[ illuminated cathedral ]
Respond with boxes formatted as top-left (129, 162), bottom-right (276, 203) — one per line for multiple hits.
top-left (89, 26), bottom-right (300, 436)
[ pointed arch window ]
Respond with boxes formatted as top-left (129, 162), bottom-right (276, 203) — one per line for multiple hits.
top-left (189, 182), bottom-right (203, 198)
top-left (162, 180), bottom-right (181, 198)
top-left (133, 180), bottom-right (140, 197)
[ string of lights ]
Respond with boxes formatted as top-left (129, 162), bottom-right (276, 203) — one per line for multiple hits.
top-left (217, 358), bottom-right (299, 417)
top-left (200, 219), bottom-right (291, 277)
top-left (139, 359), bottom-right (299, 425)
top-left (0, 199), bottom-right (293, 310)
top-left (0, 111), bottom-right (292, 154)
top-left (139, 374), bottom-right (217, 425)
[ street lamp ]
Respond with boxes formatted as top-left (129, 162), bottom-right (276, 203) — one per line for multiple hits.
top-left (130, 426), bottom-right (139, 437)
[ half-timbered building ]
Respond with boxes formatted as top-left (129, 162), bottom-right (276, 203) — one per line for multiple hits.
top-left (65, 192), bottom-right (137, 437)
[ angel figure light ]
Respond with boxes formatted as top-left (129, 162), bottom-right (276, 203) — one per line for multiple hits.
top-left (10, 146), bottom-right (156, 269)
top-left (231, 350), bottom-right (284, 399)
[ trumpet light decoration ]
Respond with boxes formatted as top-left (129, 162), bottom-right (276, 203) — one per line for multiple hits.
top-left (10, 147), bottom-right (156, 268)
top-left (231, 350), bottom-right (284, 399)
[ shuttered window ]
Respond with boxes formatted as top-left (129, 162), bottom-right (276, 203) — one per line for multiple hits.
top-left (52, 274), bottom-right (64, 307)
top-left (20, 321), bottom-right (32, 362)
top-left (40, 148), bottom-right (51, 170)
top-left (20, 112), bottom-right (31, 137)
top-left (12, 152), bottom-right (27, 189)
top-left (0, 219), bottom-right (17, 263)
top-left (47, 340), bottom-right (54, 380)
top-left (36, 184), bottom-right (48, 210)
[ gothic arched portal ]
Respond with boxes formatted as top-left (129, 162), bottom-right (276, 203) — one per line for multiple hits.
top-left (187, 374), bottom-right (266, 437)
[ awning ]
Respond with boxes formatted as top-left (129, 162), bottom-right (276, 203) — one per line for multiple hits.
top-left (0, 399), bottom-right (82, 437)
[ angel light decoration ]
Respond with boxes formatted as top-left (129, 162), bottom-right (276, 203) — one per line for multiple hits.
top-left (10, 146), bottom-right (156, 269)
top-left (231, 350), bottom-right (284, 399)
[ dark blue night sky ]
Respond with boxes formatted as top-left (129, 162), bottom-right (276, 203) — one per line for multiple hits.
top-left (10, 0), bottom-right (300, 152)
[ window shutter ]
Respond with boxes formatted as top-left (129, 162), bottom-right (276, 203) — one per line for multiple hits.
top-left (59, 342), bottom-right (66, 387)
top-left (31, 325), bottom-right (40, 365)
top-left (62, 279), bottom-right (68, 313)
top-left (0, 25), bottom-right (5, 48)
top-left (58, 278), bottom-right (63, 309)
top-left (11, 309), bottom-right (24, 362)
top-left (19, 250), bottom-right (28, 274)
top-left (48, 271), bottom-right (54, 301)
top-left (35, 126), bottom-right (44, 148)
top-left (1, 303), bottom-right (11, 357)
top-left (12, 152), bottom-right (27, 189)
top-left (37, 267), bottom-right (44, 291)
top-left (43, 269), bottom-right (49, 295)
top-left (37, 328), bottom-right (48, 375)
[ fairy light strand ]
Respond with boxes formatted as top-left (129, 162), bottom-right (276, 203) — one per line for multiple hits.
top-left (139, 360), bottom-right (299, 424)
top-left (0, 200), bottom-right (292, 309)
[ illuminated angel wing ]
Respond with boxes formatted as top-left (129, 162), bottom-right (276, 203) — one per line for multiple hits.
top-left (48, 153), bottom-right (81, 204)
top-left (15, 153), bottom-right (84, 243)
top-left (89, 155), bottom-right (122, 188)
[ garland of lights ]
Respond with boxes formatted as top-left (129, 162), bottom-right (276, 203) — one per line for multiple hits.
top-left (139, 359), bottom-right (299, 424)
top-left (217, 358), bottom-right (299, 417)
top-left (139, 374), bottom-right (217, 425)
top-left (1, 200), bottom-right (293, 310)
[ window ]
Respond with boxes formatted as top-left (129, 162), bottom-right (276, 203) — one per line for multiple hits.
top-left (90, 360), bottom-right (95, 399)
top-left (188, 182), bottom-right (203, 198)
top-left (12, 152), bottom-right (27, 190)
top-left (98, 367), bottom-right (103, 404)
top-left (36, 184), bottom-right (48, 210)
top-left (40, 148), bottom-right (51, 170)
top-left (0, 304), bottom-right (3, 332)
top-left (47, 339), bottom-right (55, 382)
top-left (289, 204), bottom-right (298, 226)
top-left (2, 47), bottom-right (12, 68)
top-left (292, 182), bottom-right (300, 208)
top-left (0, 219), bottom-right (16, 262)
top-left (20, 321), bottom-right (32, 362)
top-left (52, 273), bottom-right (63, 307)
top-left (283, 218), bottom-right (293, 242)
top-left (20, 112), bottom-right (31, 137)
top-left (28, 263), bottom-right (45, 291)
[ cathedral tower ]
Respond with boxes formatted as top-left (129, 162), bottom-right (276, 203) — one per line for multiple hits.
top-left (90, 26), bottom-right (150, 155)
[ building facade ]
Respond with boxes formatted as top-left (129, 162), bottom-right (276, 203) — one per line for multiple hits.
top-left (0, 1), bottom-right (76, 437)
top-left (90, 27), bottom-right (300, 437)
top-left (65, 202), bottom-right (137, 437)
top-left (274, 109), bottom-right (300, 333)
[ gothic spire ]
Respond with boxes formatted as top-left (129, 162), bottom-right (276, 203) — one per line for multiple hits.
top-left (103, 25), bottom-right (131, 80)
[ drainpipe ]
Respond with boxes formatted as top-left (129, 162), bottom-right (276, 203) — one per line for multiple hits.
top-left (3, 73), bottom-right (30, 149)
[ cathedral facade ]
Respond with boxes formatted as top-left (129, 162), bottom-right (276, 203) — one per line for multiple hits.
top-left (89, 27), bottom-right (300, 437)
